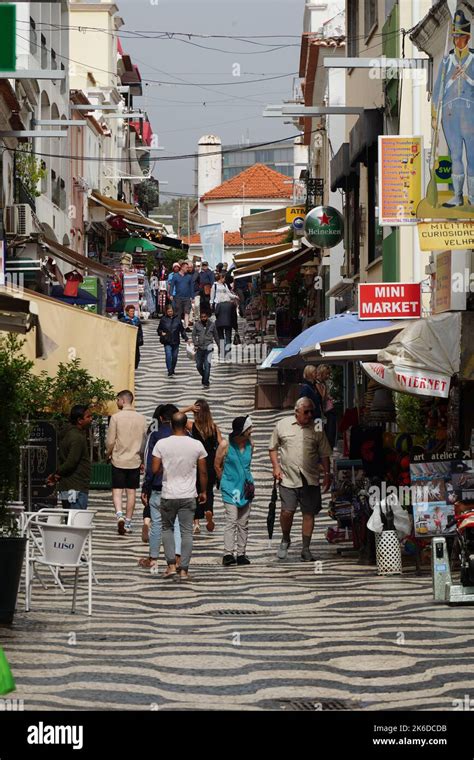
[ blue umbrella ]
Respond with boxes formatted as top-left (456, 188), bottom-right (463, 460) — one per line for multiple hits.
top-left (272, 312), bottom-right (397, 367)
top-left (50, 285), bottom-right (98, 306)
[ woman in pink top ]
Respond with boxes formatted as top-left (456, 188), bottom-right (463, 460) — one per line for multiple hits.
top-left (315, 365), bottom-right (337, 450)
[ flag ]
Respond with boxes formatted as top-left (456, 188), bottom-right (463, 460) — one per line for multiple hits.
top-left (198, 223), bottom-right (224, 269)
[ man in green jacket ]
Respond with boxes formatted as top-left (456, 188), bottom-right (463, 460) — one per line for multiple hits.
top-left (47, 405), bottom-right (93, 509)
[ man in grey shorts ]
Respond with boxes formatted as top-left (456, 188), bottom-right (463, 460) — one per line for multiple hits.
top-left (151, 412), bottom-right (208, 580)
top-left (269, 397), bottom-right (332, 561)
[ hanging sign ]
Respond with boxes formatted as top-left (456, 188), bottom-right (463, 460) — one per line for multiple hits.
top-left (418, 220), bottom-right (474, 250)
top-left (379, 136), bottom-right (423, 225)
top-left (0, 5), bottom-right (16, 71)
top-left (286, 206), bottom-right (306, 224)
top-left (358, 283), bottom-right (422, 319)
top-left (362, 362), bottom-right (451, 399)
top-left (304, 206), bottom-right (344, 248)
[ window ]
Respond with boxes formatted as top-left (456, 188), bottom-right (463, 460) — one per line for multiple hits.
top-left (51, 49), bottom-right (57, 70)
top-left (348, 1), bottom-right (359, 57)
top-left (60, 64), bottom-right (66, 95)
top-left (29, 18), bottom-right (37, 56)
top-left (364, 0), bottom-right (378, 40)
top-left (41, 34), bottom-right (48, 69)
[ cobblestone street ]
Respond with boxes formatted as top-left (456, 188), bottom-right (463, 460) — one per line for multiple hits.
top-left (2, 324), bottom-right (474, 712)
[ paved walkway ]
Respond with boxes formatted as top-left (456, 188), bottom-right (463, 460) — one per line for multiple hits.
top-left (2, 322), bottom-right (474, 711)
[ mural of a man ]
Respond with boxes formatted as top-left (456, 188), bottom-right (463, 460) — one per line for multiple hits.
top-left (432, 9), bottom-right (474, 207)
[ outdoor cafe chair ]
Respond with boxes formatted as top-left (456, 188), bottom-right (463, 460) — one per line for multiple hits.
top-left (23, 510), bottom-right (96, 616)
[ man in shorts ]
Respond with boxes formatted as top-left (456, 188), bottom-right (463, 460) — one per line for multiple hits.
top-left (269, 397), bottom-right (332, 561)
top-left (106, 390), bottom-right (148, 535)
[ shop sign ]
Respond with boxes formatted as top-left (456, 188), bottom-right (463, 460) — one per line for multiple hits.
top-left (362, 362), bottom-right (451, 399)
top-left (286, 206), bottom-right (306, 224)
top-left (418, 221), bottom-right (474, 251)
top-left (434, 250), bottom-right (468, 314)
top-left (379, 136), bottom-right (423, 226)
top-left (358, 283), bottom-right (422, 319)
top-left (304, 206), bottom-right (344, 249)
top-left (24, 421), bottom-right (58, 506)
top-left (81, 276), bottom-right (98, 314)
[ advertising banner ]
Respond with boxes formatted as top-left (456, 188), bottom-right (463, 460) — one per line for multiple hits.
top-left (358, 283), bottom-right (422, 319)
top-left (362, 362), bottom-right (451, 398)
top-left (379, 136), bottom-right (423, 225)
top-left (199, 223), bottom-right (224, 270)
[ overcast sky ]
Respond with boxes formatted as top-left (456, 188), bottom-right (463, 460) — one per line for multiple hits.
top-left (117, 0), bottom-right (303, 198)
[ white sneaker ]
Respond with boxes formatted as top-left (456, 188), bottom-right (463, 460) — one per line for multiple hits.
top-left (277, 540), bottom-right (291, 560)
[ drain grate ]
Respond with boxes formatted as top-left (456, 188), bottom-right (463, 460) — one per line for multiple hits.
top-left (211, 609), bottom-right (270, 616)
top-left (270, 698), bottom-right (357, 711)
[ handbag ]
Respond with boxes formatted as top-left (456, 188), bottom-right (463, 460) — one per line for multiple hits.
top-left (233, 332), bottom-right (241, 345)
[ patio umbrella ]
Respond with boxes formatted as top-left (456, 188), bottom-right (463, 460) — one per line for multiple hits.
top-left (267, 478), bottom-right (278, 540)
top-left (272, 312), bottom-right (397, 368)
top-left (109, 237), bottom-right (158, 253)
top-left (50, 285), bottom-right (98, 306)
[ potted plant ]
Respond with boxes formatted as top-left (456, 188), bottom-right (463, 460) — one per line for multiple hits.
top-left (0, 335), bottom-right (42, 624)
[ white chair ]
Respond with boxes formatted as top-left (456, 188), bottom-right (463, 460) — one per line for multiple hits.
top-left (24, 512), bottom-right (95, 615)
top-left (23, 509), bottom-right (70, 593)
top-left (67, 510), bottom-right (99, 585)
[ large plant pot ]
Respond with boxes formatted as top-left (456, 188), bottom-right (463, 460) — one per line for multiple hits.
top-left (0, 537), bottom-right (27, 624)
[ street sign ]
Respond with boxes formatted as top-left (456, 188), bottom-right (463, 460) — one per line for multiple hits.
top-left (358, 283), bottom-right (422, 319)
top-left (304, 206), bottom-right (344, 248)
top-left (0, 5), bottom-right (16, 72)
top-left (418, 221), bottom-right (474, 251)
top-left (285, 206), bottom-right (306, 224)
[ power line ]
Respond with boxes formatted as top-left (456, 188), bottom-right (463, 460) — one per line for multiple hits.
top-left (3, 129), bottom-right (308, 164)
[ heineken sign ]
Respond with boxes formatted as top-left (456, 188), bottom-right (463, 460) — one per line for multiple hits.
top-left (304, 206), bottom-right (344, 249)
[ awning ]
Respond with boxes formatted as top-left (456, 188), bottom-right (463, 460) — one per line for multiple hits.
top-left (42, 238), bottom-right (114, 278)
top-left (301, 323), bottom-right (408, 363)
top-left (349, 109), bottom-right (383, 166)
top-left (233, 246), bottom-right (296, 279)
top-left (260, 245), bottom-right (313, 274)
top-left (330, 143), bottom-right (358, 191)
top-left (233, 242), bottom-right (291, 265)
top-left (361, 312), bottom-right (462, 399)
top-left (240, 208), bottom-right (287, 235)
top-left (89, 191), bottom-right (166, 233)
top-left (272, 312), bottom-right (397, 368)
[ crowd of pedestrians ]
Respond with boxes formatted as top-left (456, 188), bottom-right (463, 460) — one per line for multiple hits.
top-left (50, 388), bottom-right (332, 580)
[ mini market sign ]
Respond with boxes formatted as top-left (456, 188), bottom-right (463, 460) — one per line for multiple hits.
top-left (304, 206), bottom-right (344, 248)
top-left (358, 283), bottom-right (422, 319)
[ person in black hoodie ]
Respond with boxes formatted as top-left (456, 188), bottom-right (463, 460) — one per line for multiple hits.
top-left (157, 303), bottom-right (190, 377)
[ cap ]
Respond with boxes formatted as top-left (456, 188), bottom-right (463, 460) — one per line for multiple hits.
top-left (202, 261), bottom-right (209, 266)
top-left (172, 262), bottom-right (180, 269)
top-left (229, 415), bottom-right (253, 440)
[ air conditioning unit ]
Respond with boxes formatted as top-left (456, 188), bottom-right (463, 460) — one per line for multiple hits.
top-left (4, 204), bottom-right (37, 236)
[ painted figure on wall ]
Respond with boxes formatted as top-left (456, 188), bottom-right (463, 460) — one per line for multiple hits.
top-left (432, 9), bottom-right (474, 208)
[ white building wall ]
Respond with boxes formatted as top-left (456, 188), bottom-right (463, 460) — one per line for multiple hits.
top-left (15, 1), bottom-right (71, 244)
top-left (201, 199), bottom-right (290, 232)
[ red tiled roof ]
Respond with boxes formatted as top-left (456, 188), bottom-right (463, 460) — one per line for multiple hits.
top-left (183, 230), bottom-right (290, 247)
top-left (200, 164), bottom-right (293, 201)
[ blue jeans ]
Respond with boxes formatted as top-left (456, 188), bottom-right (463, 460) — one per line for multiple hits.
top-left (59, 490), bottom-right (89, 509)
top-left (196, 348), bottom-right (211, 385)
top-left (149, 490), bottom-right (182, 560)
top-left (164, 344), bottom-right (179, 374)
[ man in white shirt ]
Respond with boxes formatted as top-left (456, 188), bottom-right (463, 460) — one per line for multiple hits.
top-left (152, 412), bottom-right (208, 579)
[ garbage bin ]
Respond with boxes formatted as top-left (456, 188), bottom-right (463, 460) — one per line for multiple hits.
top-left (375, 530), bottom-right (402, 575)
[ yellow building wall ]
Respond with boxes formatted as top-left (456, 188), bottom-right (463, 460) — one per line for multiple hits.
top-left (22, 291), bottom-right (136, 414)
